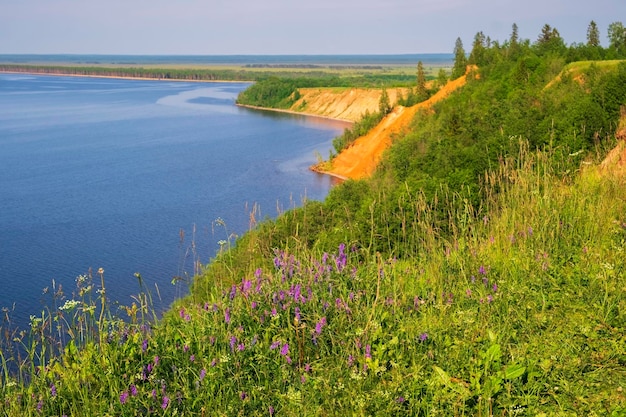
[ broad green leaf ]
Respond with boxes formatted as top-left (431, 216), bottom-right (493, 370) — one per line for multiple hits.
top-left (504, 364), bottom-right (526, 380)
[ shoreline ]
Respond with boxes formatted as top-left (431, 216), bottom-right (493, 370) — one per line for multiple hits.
top-left (235, 103), bottom-right (355, 124)
top-left (0, 69), bottom-right (250, 83)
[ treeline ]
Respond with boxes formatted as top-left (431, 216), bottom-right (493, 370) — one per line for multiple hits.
top-left (0, 64), bottom-right (252, 81)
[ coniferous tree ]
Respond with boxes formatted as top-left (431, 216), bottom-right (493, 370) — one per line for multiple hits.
top-left (536, 24), bottom-right (565, 54)
top-left (469, 31), bottom-right (487, 65)
top-left (587, 20), bottom-right (600, 47)
top-left (538, 24), bottom-right (555, 44)
top-left (415, 61), bottom-right (427, 101)
top-left (507, 23), bottom-right (521, 58)
top-left (452, 37), bottom-right (467, 78)
top-left (510, 23), bottom-right (519, 46)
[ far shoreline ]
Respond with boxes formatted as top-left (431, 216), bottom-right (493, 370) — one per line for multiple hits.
top-left (0, 69), bottom-right (250, 84)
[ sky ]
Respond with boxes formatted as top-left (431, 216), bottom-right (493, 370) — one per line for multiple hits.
top-left (1, 0), bottom-right (624, 55)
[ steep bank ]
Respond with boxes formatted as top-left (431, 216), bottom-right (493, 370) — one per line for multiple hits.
top-left (316, 72), bottom-right (473, 179)
top-left (289, 87), bottom-right (408, 122)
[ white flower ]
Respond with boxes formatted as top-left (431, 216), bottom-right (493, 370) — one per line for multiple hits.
top-left (59, 299), bottom-right (81, 311)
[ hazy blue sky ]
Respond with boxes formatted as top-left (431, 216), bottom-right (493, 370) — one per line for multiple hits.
top-left (1, 0), bottom-right (624, 55)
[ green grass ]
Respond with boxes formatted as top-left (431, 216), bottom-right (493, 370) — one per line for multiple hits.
top-left (1, 144), bottom-right (624, 416)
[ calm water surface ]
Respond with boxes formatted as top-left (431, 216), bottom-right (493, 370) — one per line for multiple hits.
top-left (0, 74), bottom-right (348, 329)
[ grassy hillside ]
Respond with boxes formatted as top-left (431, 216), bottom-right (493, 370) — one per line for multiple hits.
top-left (2, 28), bottom-right (626, 416)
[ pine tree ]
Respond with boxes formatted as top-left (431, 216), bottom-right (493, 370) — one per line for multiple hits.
top-left (469, 31), bottom-right (486, 65)
top-left (510, 23), bottom-right (519, 46)
top-left (538, 24), bottom-right (554, 44)
top-left (415, 61), bottom-right (427, 101)
top-left (587, 20), bottom-right (600, 47)
top-left (452, 37), bottom-right (467, 79)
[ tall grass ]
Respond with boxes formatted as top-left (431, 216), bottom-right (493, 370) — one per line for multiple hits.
top-left (1, 144), bottom-right (625, 415)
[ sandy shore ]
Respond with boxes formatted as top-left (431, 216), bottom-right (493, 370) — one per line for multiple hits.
top-left (236, 103), bottom-right (354, 124)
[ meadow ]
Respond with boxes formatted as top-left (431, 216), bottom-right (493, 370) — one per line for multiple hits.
top-left (1, 142), bottom-right (624, 416)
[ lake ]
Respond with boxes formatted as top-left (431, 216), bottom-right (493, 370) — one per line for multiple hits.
top-left (0, 74), bottom-right (349, 330)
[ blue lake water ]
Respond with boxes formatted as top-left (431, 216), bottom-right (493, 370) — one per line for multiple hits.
top-left (0, 74), bottom-right (349, 329)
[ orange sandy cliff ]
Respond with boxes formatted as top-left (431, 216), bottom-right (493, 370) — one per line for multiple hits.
top-left (317, 69), bottom-right (474, 180)
top-left (291, 88), bottom-right (408, 123)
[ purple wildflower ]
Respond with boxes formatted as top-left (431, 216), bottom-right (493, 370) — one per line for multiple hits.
top-left (487, 295), bottom-right (493, 303)
top-left (251, 301), bottom-right (257, 309)
top-left (161, 396), bottom-right (169, 410)
top-left (304, 363), bottom-right (312, 373)
top-left (396, 396), bottom-right (406, 403)
top-left (142, 339), bottom-right (148, 352)
top-left (269, 405), bottom-right (275, 416)
top-left (479, 265), bottom-right (486, 275)
top-left (315, 317), bottom-right (327, 335)
top-left (130, 384), bottom-right (138, 397)
top-left (210, 358), bottom-right (217, 367)
top-left (120, 391), bottom-right (129, 404)
top-left (294, 307), bottom-right (301, 323)
top-left (492, 283), bottom-right (498, 292)
top-left (335, 243), bottom-right (347, 271)
top-left (190, 354), bottom-right (195, 362)
top-left (154, 356), bottom-right (159, 366)
top-left (240, 391), bottom-right (247, 401)
top-left (183, 344), bottom-right (189, 352)
top-left (229, 284), bottom-right (237, 300)
top-left (230, 336), bottom-right (237, 351)
top-left (419, 333), bottom-right (428, 342)
top-left (199, 368), bottom-right (207, 381)
top-left (237, 343), bottom-right (245, 352)
top-left (365, 344), bottom-right (372, 359)
top-left (241, 279), bottom-right (252, 296)
top-left (270, 340), bottom-right (281, 350)
top-left (50, 383), bottom-right (57, 397)
top-left (179, 308), bottom-right (185, 318)
top-left (224, 308), bottom-right (231, 324)
top-left (348, 354), bottom-right (354, 366)
top-left (280, 343), bottom-right (289, 356)
top-left (37, 399), bottom-right (43, 413)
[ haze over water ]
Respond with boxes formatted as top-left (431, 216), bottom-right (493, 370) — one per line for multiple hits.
top-left (0, 73), bottom-right (349, 329)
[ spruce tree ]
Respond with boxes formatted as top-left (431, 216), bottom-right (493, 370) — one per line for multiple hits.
top-left (587, 20), bottom-right (600, 47)
top-left (415, 61), bottom-right (427, 101)
top-left (452, 37), bottom-right (467, 79)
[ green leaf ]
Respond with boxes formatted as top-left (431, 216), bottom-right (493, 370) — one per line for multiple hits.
top-left (504, 364), bottom-right (526, 380)
top-left (433, 365), bottom-right (451, 385)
